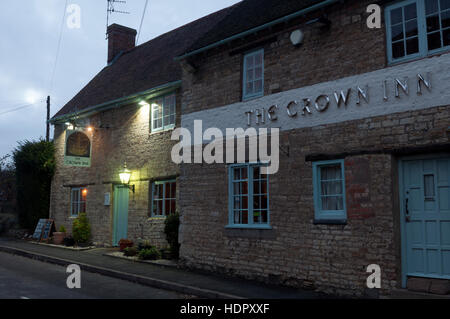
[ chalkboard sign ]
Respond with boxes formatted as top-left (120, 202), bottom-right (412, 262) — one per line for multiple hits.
top-left (41, 219), bottom-right (55, 241)
top-left (32, 219), bottom-right (55, 241)
top-left (32, 219), bottom-right (47, 240)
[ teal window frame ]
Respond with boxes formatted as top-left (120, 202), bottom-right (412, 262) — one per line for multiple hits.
top-left (242, 49), bottom-right (264, 101)
top-left (227, 163), bottom-right (271, 229)
top-left (150, 180), bottom-right (176, 217)
top-left (150, 93), bottom-right (176, 133)
top-left (386, 0), bottom-right (450, 64)
top-left (312, 160), bottom-right (347, 224)
top-left (70, 187), bottom-right (87, 217)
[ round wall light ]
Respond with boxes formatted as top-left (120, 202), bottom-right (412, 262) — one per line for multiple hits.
top-left (290, 29), bottom-right (304, 46)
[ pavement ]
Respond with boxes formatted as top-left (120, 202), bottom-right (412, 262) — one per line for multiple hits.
top-left (0, 252), bottom-right (188, 299)
top-left (0, 238), bottom-right (326, 299)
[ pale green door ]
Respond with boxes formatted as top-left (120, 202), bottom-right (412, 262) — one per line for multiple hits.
top-left (113, 185), bottom-right (129, 246)
top-left (401, 157), bottom-right (450, 283)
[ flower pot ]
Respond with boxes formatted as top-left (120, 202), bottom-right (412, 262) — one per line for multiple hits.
top-left (53, 232), bottom-right (66, 245)
top-left (119, 240), bottom-right (133, 251)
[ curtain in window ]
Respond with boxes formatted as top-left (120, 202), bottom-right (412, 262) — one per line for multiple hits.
top-left (320, 165), bottom-right (344, 211)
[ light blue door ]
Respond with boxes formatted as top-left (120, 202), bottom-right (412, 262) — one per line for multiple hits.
top-left (113, 185), bottom-right (129, 246)
top-left (401, 157), bottom-right (450, 283)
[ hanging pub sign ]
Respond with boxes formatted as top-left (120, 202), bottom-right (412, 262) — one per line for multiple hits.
top-left (64, 130), bottom-right (92, 167)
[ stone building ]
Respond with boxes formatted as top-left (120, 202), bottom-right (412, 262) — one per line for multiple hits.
top-left (49, 0), bottom-right (450, 297)
top-left (175, 0), bottom-right (450, 297)
top-left (49, 8), bottom-right (234, 246)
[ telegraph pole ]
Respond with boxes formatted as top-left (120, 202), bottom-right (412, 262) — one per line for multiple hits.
top-left (46, 96), bottom-right (50, 142)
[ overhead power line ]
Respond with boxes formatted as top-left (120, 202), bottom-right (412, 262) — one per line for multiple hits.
top-left (49, 0), bottom-right (69, 95)
top-left (136, 0), bottom-right (149, 45)
top-left (0, 101), bottom-right (43, 117)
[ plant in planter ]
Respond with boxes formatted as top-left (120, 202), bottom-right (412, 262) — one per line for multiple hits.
top-left (52, 225), bottom-right (67, 245)
top-left (63, 236), bottom-right (75, 247)
top-left (137, 239), bottom-right (153, 252)
top-left (138, 246), bottom-right (161, 260)
top-left (123, 246), bottom-right (138, 257)
top-left (118, 239), bottom-right (134, 252)
top-left (72, 213), bottom-right (91, 246)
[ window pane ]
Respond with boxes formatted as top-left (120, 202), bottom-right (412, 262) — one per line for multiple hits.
top-left (404, 3), bottom-right (417, 20)
top-left (242, 196), bottom-right (248, 209)
top-left (442, 10), bottom-right (450, 28)
top-left (391, 7), bottom-right (403, 25)
top-left (246, 55), bottom-right (254, 69)
top-left (405, 20), bottom-right (418, 37)
top-left (253, 210), bottom-right (261, 223)
top-left (426, 0), bottom-right (439, 14)
top-left (406, 37), bottom-right (419, 54)
top-left (241, 211), bottom-right (248, 224)
top-left (72, 202), bottom-right (78, 216)
top-left (261, 211), bottom-right (268, 223)
top-left (427, 15), bottom-right (440, 32)
top-left (254, 52), bottom-right (262, 66)
top-left (246, 81), bottom-right (254, 95)
top-left (261, 195), bottom-right (268, 209)
top-left (320, 165), bottom-right (342, 181)
top-left (321, 181), bottom-right (343, 196)
top-left (234, 211), bottom-right (240, 224)
top-left (170, 199), bottom-right (176, 215)
top-left (170, 182), bottom-right (176, 198)
top-left (392, 41), bottom-right (405, 58)
top-left (165, 183), bottom-right (171, 199)
top-left (428, 31), bottom-right (442, 49)
top-left (234, 168), bottom-right (241, 180)
top-left (254, 80), bottom-right (263, 94)
top-left (246, 69), bottom-right (254, 82)
top-left (444, 28), bottom-right (450, 45)
top-left (321, 196), bottom-right (344, 211)
top-left (441, 0), bottom-right (450, 10)
top-left (254, 67), bottom-right (262, 79)
top-left (392, 24), bottom-right (404, 41)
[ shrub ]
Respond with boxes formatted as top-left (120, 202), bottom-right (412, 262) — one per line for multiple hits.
top-left (123, 246), bottom-right (138, 257)
top-left (59, 225), bottom-right (67, 233)
top-left (118, 239), bottom-right (133, 251)
top-left (72, 213), bottom-right (91, 244)
top-left (137, 239), bottom-right (153, 252)
top-left (13, 140), bottom-right (55, 230)
top-left (138, 247), bottom-right (161, 260)
top-left (164, 212), bottom-right (180, 259)
top-left (63, 236), bottom-right (75, 247)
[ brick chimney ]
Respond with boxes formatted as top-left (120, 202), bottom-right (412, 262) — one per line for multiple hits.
top-left (107, 24), bottom-right (137, 64)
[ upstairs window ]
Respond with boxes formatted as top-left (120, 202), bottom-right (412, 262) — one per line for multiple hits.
top-left (228, 163), bottom-right (270, 229)
top-left (151, 94), bottom-right (176, 132)
top-left (243, 49), bottom-right (264, 100)
top-left (386, 0), bottom-right (450, 63)
top-left (71, 187), bottom-right (87, 217)
top-left (312, 160), bottom-right (347, 224)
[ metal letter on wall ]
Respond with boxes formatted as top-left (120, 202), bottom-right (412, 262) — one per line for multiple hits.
top-left (64, 130), bottom-right (92, 167)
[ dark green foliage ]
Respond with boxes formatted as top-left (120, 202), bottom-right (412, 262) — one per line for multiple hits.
top-left (72, 213), bottom-right (91, 244)
top-left (137, 240), bottom-right (153, 252)
top-left (123, 246), bottom-right (138, 257)
top-left (63, 236), bottom-right (75, 247)
top-left (138, 246), bottom-right (161, 260)
top-left (13, 140), bottom-right (55, 230)
top-left (164, 212), bottom-right (180, 259)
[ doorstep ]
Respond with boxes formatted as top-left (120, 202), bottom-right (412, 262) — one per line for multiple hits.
top-left (30, 241), bottom-right (96, 251)
top-left (104, 251), bottom-right (179, 269)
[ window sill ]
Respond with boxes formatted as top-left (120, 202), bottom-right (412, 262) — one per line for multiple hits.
top-left (150, 126), bottom-right (175, 136)
top-left (225, 224), bottom-right (272, 230)
top-left (148, 216), bottom-right (167, 221)
top-left (313, 219), bottom-right (347, 225)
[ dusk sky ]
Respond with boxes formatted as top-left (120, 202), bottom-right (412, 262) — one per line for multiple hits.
top-left (0, 0), bottom-right (240, 158)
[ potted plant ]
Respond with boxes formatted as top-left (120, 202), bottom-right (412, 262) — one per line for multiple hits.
top-left (53, 225), bottom-right (67, 245)
top-left (73, 213), bottom-right (92, 247)
top-left (118, 239), bottom-right (134, 252)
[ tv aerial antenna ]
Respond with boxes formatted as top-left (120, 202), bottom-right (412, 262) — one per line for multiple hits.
top-left (106, 0), bottom-right (130, 39)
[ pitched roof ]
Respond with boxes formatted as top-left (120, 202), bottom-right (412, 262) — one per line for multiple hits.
top-left (183, 0), bottom-right (324, 55)
top-left (52, 4), bottom-right (236, 119)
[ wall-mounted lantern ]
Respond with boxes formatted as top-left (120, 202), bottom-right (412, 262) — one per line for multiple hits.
top-left (119, 162), bottom-right (135, 193)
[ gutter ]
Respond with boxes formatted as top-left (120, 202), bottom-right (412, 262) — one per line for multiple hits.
top-left (49, 80), bottom-right (182, 124)
top-left (175, 0), bottom-right (342, 61)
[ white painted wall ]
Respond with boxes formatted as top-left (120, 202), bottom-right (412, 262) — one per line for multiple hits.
top-left (181, 53), bottom-right (450, 136)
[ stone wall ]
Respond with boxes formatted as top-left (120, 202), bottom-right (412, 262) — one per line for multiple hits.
top-left (179, 105), bottom-right (449, 296)
top-left (49, 91), bottom-right (181, 247)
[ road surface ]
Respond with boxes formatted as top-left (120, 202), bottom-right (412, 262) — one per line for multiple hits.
top-left (0, 252), bottom-right (190, 299)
